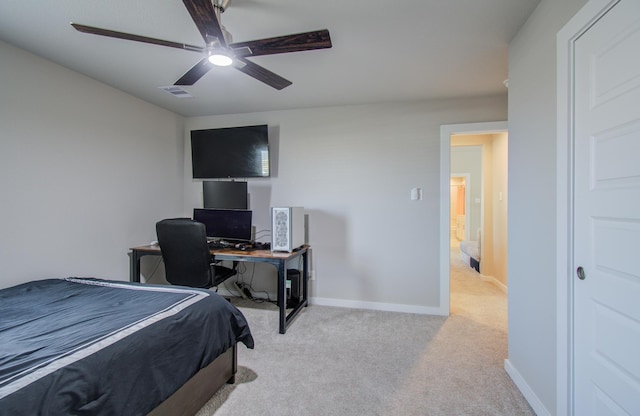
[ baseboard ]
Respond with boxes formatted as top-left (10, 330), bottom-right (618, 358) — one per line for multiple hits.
top-left (309, 296), bottom-right (446, 316)
top-left (504, 359), bottom-right (551, 416)
top-left (218, 285), bottom-right (447, 316)
top-left (480, 274), bottom-right (508, 294)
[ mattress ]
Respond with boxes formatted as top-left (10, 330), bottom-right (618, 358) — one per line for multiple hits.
top-left (460, 240), bottom-right (480, 261)
top-left (0, 277), bottom-right (253, 415)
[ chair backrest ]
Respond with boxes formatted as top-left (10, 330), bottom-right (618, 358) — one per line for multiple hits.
top-left (155, 218), bottom-right (212, 288)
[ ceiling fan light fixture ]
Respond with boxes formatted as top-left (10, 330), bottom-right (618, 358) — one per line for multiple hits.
top-left (208, 52), bottom-right (233, 66)
top-left (72, 0), bottom-right (331, 89)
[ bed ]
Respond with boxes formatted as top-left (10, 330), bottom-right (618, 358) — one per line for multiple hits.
top-left (0, 277), bottom-right (254, 416)
top-left (460, 229), bottom-right (481, 272)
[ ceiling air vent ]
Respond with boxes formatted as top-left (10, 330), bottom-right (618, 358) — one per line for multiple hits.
top-left (159, 86), bottom-right (193, 98)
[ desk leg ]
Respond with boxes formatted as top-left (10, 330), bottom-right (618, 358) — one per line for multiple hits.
top-left (302, 250), bottom-right (309, 305)
top-left (277, 262), bottom-right (287, 334)
top-left (130, 250), bottom-right (142, 283)
top-left (281, 250), bottom-right (310, 334)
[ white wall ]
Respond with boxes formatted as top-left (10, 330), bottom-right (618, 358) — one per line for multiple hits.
top-left (491, 133), bottom-right (508, 285)
top-left (0, 40), bottom-right (185, 289)
top-left (506, 0), bottom-right (588, 413)
top-left (184, 97), bottom-right (507, 312)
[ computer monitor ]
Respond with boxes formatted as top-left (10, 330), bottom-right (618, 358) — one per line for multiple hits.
top-left (203, 181), bottom-right (248, 209)
top-left (193, 208), bottom-right (252, 242)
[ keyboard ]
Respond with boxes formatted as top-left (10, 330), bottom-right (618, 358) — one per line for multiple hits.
top-left (208, 240), bottom-right (271, 250)
top-left (207, 241), bottom-right (229, 249)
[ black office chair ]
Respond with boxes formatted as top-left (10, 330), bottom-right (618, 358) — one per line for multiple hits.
top-left (155, 218), bottom-right (237, 288)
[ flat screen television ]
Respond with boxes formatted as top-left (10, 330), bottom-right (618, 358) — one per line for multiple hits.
top-left (191, 125), bottom-right (269, 179)
top-left (193, 208), bottom-right (252, 242)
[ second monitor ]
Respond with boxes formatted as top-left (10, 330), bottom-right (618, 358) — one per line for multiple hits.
top-left (203, 181), bottom-right (248, 210)
top-left (193, 208), bottom-right (252, 242)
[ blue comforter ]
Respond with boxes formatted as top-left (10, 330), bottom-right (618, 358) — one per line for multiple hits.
top-left (0, 278), bottom-right (253, 415)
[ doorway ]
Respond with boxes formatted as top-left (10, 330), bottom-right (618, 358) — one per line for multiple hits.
top-left (439, 121), bottom-right (508, 315)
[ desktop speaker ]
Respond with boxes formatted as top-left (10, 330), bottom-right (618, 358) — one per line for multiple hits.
top-left (271, 207), bottom-right (305, 252)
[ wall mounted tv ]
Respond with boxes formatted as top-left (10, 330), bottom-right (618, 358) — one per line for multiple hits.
top-left (191, 124), bottom-right (270, 179)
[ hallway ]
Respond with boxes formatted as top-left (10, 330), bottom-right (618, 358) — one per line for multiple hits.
top-left (450, 237), bottom-right (508, 330)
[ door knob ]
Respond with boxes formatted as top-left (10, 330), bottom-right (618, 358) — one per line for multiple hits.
top-left (577, 266), bottom-right (586, 280)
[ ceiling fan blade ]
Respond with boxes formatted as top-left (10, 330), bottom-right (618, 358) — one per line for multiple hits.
top-left (182, 0), bottom-right (226, 46)
top-left (234, 57), bottom-right (292, 90)
top-left (230, 29), bottom-right (331, 57)
top-left (174, 57), bottom-right (213, 85)
top-left (71, 23), bottom-right (203, 52)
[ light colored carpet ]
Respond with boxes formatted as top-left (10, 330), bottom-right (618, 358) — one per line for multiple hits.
top-left (195, 242), bottom-right (534, 416)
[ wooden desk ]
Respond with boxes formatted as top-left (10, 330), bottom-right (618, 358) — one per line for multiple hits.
top-left (129, 245), bottom-right (309, 334)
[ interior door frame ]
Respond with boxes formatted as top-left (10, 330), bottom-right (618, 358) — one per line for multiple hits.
top-left (556, 0), bottom-right (620, 414)
top-left (439, 121), bottom-right (507, 315)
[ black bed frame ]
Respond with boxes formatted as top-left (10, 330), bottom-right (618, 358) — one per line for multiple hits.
top-left (470, 257), bottom-right (480, 273)
top-left (147, 343), bottom-right (237, 416)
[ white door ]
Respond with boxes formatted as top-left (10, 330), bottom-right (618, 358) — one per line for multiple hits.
top-left (573, 0), bottom-right (640, 414)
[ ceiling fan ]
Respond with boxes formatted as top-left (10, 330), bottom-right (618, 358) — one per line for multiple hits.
top-left (71, 0), bottom-right (332, 90)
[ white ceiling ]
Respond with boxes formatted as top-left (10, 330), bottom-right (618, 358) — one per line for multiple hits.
top-left (0, 0), bottom-right (540, 117)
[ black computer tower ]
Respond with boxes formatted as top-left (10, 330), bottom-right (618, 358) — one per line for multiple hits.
top-left (286, 269), bottom-right (301, 307)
